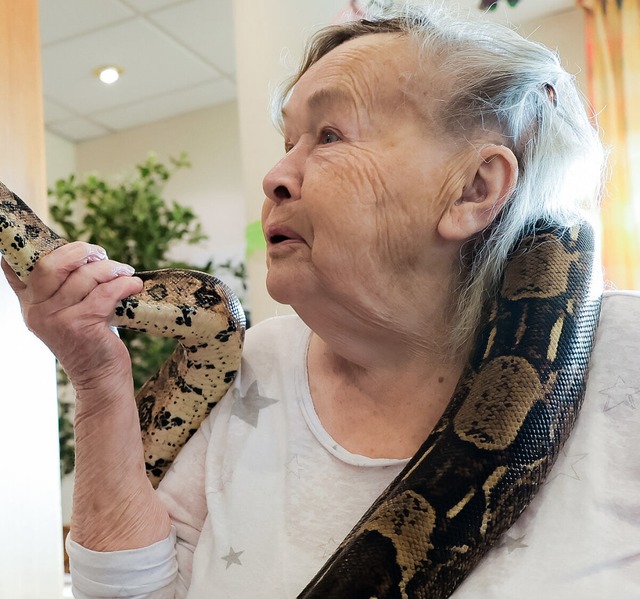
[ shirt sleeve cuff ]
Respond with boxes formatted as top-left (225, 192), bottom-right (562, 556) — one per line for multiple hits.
top-left (66, 526), bottom-right (178, 598)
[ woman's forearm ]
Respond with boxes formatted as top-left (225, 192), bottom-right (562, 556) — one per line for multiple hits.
top-left (71, 371), bottom-right (172, 552)
top-left (0, 243), bottom-right (172, 552)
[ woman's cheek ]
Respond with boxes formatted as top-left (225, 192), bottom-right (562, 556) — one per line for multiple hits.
top-left (260, 198), bottom-right (273, 226)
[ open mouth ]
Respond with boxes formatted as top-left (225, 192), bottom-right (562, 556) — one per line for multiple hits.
top-left (269, 234), bottom-right (291, 244)
top-left (267, 225), bottom-right (303, 245)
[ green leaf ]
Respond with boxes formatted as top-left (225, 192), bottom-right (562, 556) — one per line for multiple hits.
top-left (48, 152), bottom-right (249, 472)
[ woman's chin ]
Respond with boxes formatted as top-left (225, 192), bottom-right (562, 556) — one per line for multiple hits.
top-left (265, 270), bottom-right (305, 306)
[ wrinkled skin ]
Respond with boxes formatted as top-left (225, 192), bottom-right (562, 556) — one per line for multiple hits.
top-left (1, 242), bottom-right (142, 392)
top-left (261, 34), bottom-right (473, 339)
top-left (261, 34), bottom-right (517, 459)
top-left (1, 242), bottom-right (171, 552)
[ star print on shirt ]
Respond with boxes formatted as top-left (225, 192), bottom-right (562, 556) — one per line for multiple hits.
top-left (221, 547), bottom-right (244, 569)
top-left (286, 455), bottom-right (301, 478)
top-left (231, 381), bottom-right (278, 428)
top-left (600, 377), bottom-right (639, 412)
top-left (211, 465), bottom-right (233, 493)
top-left (499, 534), bottom-right (528, 553)
top-left (320, 537), bottom-right (340, 558)
top-left (545, 448), bottom-right (588, 484)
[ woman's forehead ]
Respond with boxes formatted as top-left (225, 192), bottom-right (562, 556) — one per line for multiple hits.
top-left (284, 34), bottom-right (427, 119)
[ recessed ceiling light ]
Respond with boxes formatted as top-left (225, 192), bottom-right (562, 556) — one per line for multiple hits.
top-left (93, 65), bottom-right (123, 85)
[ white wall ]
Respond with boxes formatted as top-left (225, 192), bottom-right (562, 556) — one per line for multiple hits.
top-left (521, 7), bottom-right (587, 95)
top-left (0, 281), bottom-right (64, 596)
top-left (75, 102), bottom-right (246, 281)
top-left (48, 103), bottom-right (245, 274)
top-left (45, 130), bottom-right (76, 190)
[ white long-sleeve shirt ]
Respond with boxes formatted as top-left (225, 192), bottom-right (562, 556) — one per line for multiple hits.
top-left (67, 292), bottom-right (640, 598)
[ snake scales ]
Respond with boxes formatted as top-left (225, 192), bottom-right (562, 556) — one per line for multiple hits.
top-left (0, 180), bottom-right (246, 487)
top-left (0, 179), bottom-right (601, 597)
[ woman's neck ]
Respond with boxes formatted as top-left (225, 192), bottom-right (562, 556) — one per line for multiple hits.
top-left (304, 312), bottom-right (467, 459)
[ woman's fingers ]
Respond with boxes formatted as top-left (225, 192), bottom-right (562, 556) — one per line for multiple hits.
top-left (21, 258), bottom-right (143, 338)
top-left (62, 271), bottom-right (144, 326)
top-left (15, 240), bottom-right (143, 319)
top-left (48, 255), bottom-right (139, 312)
top-left (24, 241), bottom-right (108, 304)
top-left (5, 241), bottom-right (143, 353)
top-left (2, 242), bottom-right (147, 402)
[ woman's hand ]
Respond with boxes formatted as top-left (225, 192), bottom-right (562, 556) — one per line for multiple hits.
top-left (2, 242), bottom-right (171, 551)
top-left (1, 241), bottom-right (143, 395)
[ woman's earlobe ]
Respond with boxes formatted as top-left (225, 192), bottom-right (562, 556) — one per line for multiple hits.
top-left (438, 144), bottom-right (518, 242)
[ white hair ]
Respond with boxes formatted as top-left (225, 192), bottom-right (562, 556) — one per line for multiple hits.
top-left (274, 3), bottom-right (605, 354)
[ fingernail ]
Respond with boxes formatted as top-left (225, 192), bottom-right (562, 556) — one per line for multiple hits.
top-left (86, 246), bottom-right (108, 262)
top-left (113, 264), bottom-right (135, 276)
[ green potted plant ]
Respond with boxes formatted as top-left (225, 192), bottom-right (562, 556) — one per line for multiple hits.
top-left (50, 153), bottom-right (247, 475)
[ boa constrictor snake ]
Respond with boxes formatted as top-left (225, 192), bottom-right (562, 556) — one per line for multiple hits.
top-left (0, 179), bottom-right (602, 598)
top-left (0, 180), bottom-right (246, 486)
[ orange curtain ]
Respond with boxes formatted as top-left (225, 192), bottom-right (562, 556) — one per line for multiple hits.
top-left (580, 0), bottom-right (640, 289)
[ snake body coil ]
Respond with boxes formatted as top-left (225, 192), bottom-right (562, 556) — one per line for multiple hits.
top-left (0, 181), bottom-right (246, 487)
top-left (300, 223), bottom-right (602, 597)
top-left (0, 180), bottom-right (601, 597)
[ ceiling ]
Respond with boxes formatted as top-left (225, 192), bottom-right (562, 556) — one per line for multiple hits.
top-left (39, 0), bottom-right (575, 143)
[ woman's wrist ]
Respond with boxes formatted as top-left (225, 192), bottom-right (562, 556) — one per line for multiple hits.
top-left (71, 373), bottom-right (171, 551)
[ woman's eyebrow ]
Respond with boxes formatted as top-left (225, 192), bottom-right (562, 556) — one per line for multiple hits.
top-left (307, 87), bottom-right (354, 113)
top-left (281, 86), bottom-right (355, 121)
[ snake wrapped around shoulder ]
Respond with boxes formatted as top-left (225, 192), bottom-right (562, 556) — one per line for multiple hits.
top-left (0, 180), bottom-right (602, 597)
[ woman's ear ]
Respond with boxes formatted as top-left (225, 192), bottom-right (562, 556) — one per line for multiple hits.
top-left (438, 144), bottom-right (518, 242)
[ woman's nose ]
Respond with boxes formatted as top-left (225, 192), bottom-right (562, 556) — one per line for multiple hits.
top-left (262, 147), bottom-right (303, 204)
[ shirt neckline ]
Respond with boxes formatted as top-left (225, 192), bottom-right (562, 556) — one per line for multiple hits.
top-left (293, 318), bottom-right (410, 468)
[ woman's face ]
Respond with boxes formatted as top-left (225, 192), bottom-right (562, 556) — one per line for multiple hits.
top-left (261, 34), bottom-right (473, 323)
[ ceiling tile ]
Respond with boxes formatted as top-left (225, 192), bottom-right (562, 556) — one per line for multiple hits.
top-left (120, 0), bottom-right (187, 13)
top-left (39, 0), bottom-right (573, 141)
top-left (92, 79), bottom-right (236, 130)
top-left (41, 18), bottom-right (219, 115)
top-left (47, 118), bottom-right (111, 142)
top-left (39, 0), bottom-right (134, 45)
top-left (149, 0), bottom-right (236, 76)
top-left (43, 97), bottom-right (77, 123)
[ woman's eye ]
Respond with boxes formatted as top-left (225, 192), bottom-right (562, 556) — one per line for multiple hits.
top-left (320, 130), bottom-right (341, 145)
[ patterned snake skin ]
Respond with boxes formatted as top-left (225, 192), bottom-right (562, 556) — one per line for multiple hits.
top-left (0, 181), bottom-right (245, 487)
top-left (0, 180), bottom-right (601, 597)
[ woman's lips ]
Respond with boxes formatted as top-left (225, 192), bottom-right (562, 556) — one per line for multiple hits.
top-left (266, 225), bottom-right (305, 245)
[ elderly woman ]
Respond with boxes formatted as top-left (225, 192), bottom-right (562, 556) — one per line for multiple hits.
top-left (5, 4), bottom-right (637, 598)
